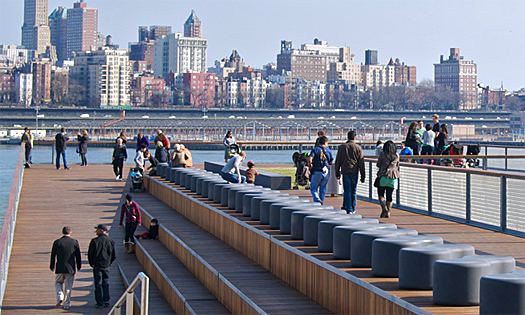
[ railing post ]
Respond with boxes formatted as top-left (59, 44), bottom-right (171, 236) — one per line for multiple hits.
top-left (368, 161), bottom-right (373, 201)
top-left (396, 178), bottom-right (400, 207)
top-left (427, 169), bottom-right (432, 215)
top-left (126, 289), bottom-right (134, 314)
top-left (505, 147), bottom-right (508, 171)
top-left (140, 276), bottom-right (149, 315)
top-left (482, 157), bottom-right (488, 170)
top-left (466, 173), bottom-right (471, 223)
top-left (500, 176), bottom-right (507, 232)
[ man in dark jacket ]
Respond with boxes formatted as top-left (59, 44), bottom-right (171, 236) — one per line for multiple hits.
top-left (50, 226), bottom-right (81, 310)
top-left (88, 224), bottom-right (116, 309)
top-left (334, 130), bottom-right (366, 214)
top-left (112, 138), bottom-right (127, 181)
top-left (21, 127), bottom-right (32, 168)
top-left (55, 127), bottom-right (70, 170)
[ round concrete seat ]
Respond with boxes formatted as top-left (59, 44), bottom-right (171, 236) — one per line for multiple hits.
top-left (195, 174), bottom-right (219, 195)
top-left (371, 235), bottom-right (444, 277)
top-left (157, 164), bottom-right (169, 178)
top-left (279, 206), bottom-right (344, 234)
top-left (318, 218), bottom-right (380, 252)
top-left (480, 270), bottom-right (525, 315)
top-left (212, 183), bottom-right (230, 203)
top-left (226, 185), bottom-right (264, 209)
top-left (251, 195), bottom-right (299, 220)
top-left (290, 211), bottom-right (350, 240)
top-left (202, 178), bottom-right (225, 198)
top-left (303, 215), bottom-right (356, 246)
top-left (164, 167), bottom-right (173, 181)
top-left (236, 188), bottom-right (271, 213)
top-left (350, 229), bottom-right (418, 267)
top-left (333, 223), bottom-right (397, 260)
top-left (270, 203), bottom-right (333, 229)
top-left (242, 191), bottom-right (284, 217)
top-left (260, 199), bottom-right (311, 225)
top-left (179, 168), bottom-right (199, 187)
top-left (169, 168), bottom-right (179, 183)
top-left (172, 168), bottom-right (187, 185)
top-left (185, 171), bottom-right (203, 190)
top-left (191, 172), bottom-right (214, 192)
top-left (399, 244), bottom-right (475, 290)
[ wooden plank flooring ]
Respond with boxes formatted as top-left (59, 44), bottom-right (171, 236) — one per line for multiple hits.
top-left (1, 164), bottom-right (172, 314)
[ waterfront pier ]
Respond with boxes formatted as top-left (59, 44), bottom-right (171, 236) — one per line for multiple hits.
top-left (0, 159), bottom-right (523, 314)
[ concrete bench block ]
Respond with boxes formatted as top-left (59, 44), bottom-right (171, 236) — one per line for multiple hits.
top-left (350, 229), bottom-right (418, 267)
top-left (204, 161), bottom-right (291, 190)
top-left (290, 211), bottom-right (351, 240)
top-left (202, 179), bottom-right (224, 198)
top-left (333, 223), bottom-right (397, 260)
top-left (270, 203), bottom-right (333, 229)
top-left (399, 244), bottom-right (475, 290)
top-left (252, 195), bottom-right (299, 220)
top-left (303, 215), bottom-right (362, 246)
top-left (371, 235), bottom-right (444, 277)
top-left (242, 192), bottom-right (284, 217)
top-left (279, 206), bottom-right (344, 234)
top-left (318, 218), bottom-right (380, 252)
top-left (212, 183), bottom-right (230, 203)
top-left (195, 175), bottom-right (218, 195)
top-left (433, 255), bottom-right (516, 306)
top-left (480, 270), bottom-right (525, 315)
top-left (235, 189), bottom-right (270, 213)
top-left (157, 163), bottom-right (168, 178)
top-left (260, 199), bottom-right (311, 225)
top-left (226, 185), bottom-right (263, 209)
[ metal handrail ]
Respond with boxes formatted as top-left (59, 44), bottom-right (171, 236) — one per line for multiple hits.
top-left (108, 272), bottom-right (149, 315)
top-left (0, 143), bottom-right (25, 310)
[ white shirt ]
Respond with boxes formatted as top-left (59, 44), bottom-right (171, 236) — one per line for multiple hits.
top-left (221, 154), bottom-right (242, 174)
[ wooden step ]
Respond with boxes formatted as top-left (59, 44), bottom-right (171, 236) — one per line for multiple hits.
top-left (133, 192), bottom-right (333, 315)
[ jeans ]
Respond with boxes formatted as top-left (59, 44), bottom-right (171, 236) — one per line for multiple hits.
top-left (56, 150), bottom-right (68, 169)
top-left (221, 172), bottom-right (246, 184)
top-left (55, 273), bottom-right (75, 308)
top-left (93, 266), bottom-right (110, 307)
top-left (310, 171), bottom-right (329, 203)
top-left (421, 146), bottom-right (434, 164)
top-left (342, 173), bottom-right (359, 213)
top-left (378, 186), bottom-right (395, 202)
top-left (125, 221), bottom-right (139, 243)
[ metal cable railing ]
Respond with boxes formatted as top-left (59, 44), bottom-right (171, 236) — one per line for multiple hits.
top-left (108, 272), bottom-right (149, 315)
top-left (360, 158), bottom-right (525, 237)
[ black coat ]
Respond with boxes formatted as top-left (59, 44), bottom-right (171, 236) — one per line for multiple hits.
top-left (77, 135), bottom-right (88, 154)
top-left (50, 236), bottom-right (82, 274)
top-left (88, 234), bottom-right (116, 268)
top-left (112, 144), bottom-right (128, 161)
top-left (155, 147), bottom-right (168, 163)
top-left (55, 133), bottom-right (69, 152)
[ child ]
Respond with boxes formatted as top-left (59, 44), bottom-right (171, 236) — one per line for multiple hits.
top-left (135, 218), bottom-right (159, 240)
top-left (245, 161), bottom-right (259, 184)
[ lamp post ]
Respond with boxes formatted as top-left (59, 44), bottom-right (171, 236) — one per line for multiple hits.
top-left (34, 106), bottom-right (40, 137)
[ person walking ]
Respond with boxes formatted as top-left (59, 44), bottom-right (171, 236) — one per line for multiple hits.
top-left (220, 151), bottom-right (246, 183)
top-left (136, 132), bottom-right (149, 152)
top-left (77, 130), bottom-right (89, 166)
top-left (309, 136), bottom-right (333, 205)
top-left (112, 138), bottom-right (127, 181)
top-left (376, 141), bottom-right (400, 218)
top-left (21, 127), bottom-right (32, 168)
top-left (134, 144), bottom-right (147, 172)
top-left (50, 226), bottom-right (82, 310)
top-left (88, 224), bottom-right (116, 309)
top-left (223, 130), bottom-right (236, 162)
top-left (119, 194), bottom-right (141, 254)
top-left (334, 130), bottom-right (365, 214)
top-left (55, 128), bottom-right (70, 170)
top-left (314, 130), bottom-right (325, 147)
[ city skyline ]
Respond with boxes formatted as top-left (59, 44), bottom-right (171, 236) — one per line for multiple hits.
top-left (1, 0), bottom-right (524, 91)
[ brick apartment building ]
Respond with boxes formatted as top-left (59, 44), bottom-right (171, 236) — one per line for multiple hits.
top-left (183, 72), bottom-right (216, 107)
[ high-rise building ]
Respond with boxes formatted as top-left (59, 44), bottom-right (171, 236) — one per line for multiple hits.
top-left (183, 73), bottom-right (215, 107)
top-left (391, 58), bottom-right (417, 86)
top-left (327, 47), bottom-right (362, 85)
top-left (130, 26), bottom-right (172, 71)
top-left (361, 64), bottom-right (395, 89)
top-left (48, 6), bottom-right (68, 61)
top-left (153, 33), bottom-right (207, 79)
top-left (31, 61), bottom-right (51, 104)
top-left (70, 47), bottom-right (130, 107)
top-left (21, 0), bottom-right (51, 54)
top-left (184, 10), bottom-right (201, 38)
top-left (277, 40), bottom-right (327, 82)
top-left (365, 50), bottom-right (378, 66)
top-left (434, 48), bottom-right (478, 110)
top-left (0, 45), bottom-right (35, 66)
top-left (138, 26), bottom-right (172, 42)
top-left (66, 0), bottom-right (98, 59)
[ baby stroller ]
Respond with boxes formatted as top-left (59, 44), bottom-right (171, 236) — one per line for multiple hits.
top-left (292, 152), bottom-right (310, 189)
top-left (466, 144), bottom-right (481, 168)
top-left (129, 167), bottom-right (145, 192)
top-left (441, 143), bottom-right (464, 167)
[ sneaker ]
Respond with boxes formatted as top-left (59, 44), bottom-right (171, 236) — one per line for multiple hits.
top-left (62, 305), bottom-right (70, 310)
top-left (94, 304), bottom-right (104, 309)
top-left (56, 300), bottom-right (63, 307)
top-left (65, 167), bottom-right (70, 170)
top-left (104, 302), bottom-right (110, 307)
top-left (118, 177), bottom-right (122, 181)
top-left (116, 176), bottom-right (120, 181)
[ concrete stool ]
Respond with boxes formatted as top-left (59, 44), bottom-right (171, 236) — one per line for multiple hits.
top-left (212, 183), bottom-right (230, 203)
top-left (191, 172), bottom-right (213, 192)
top-left (242, 192), bottom-right (284, 217)
top-left (480, 270), bottom-right (525, 315)
top-left (290, 211), bottom-right (350, 240)
top-left (318, 218), bottom-right (379, 252)
top-left (164, 167), bottom-right (173, 181)
top-left (185, 171), bottom-right (201, 190)
top-left (172, 168), bottom-right (186, 185)
top-left (270, 203), bottom-right (331, 229)
top-left (433, 255), bottom-right (516, 306)
top-left (195, 175), bottom-right (218, 195)
top-left (333, 223), bottom-right (397, 260)
top-left (236, 188), bottom-right (271, 213)
top-left (260, 199), bottom-right (311, 225)
top-left (227, 185), bottom-right (264, 209)
top-left (251, 195), bottom-right (299, 220)
top-left (302, 215), bottom-right (356, 246)
top-left (202, 178), bottom-right (224, 198)
top-left (280, 206), bottom-right (343, 234)
top-left (350, 229), bottom-right (418, 267)
top-left (169, 168), bottom-right (178, 183)
top-left (399, 243), bottom-right (475, 290)
top-left (157, 164), bottom-right (168, 178)
top-left (371, 235), bottom-right (444, 277)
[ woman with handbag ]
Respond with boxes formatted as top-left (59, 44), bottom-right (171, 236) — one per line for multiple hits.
top-left (376, 140), bottom-right (400, 218)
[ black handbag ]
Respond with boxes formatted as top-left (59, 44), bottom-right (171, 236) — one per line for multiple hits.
top-left (373, 176), bottom-right (381, 188)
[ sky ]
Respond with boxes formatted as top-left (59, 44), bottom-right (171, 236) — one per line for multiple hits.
top-left (1, 0), bottom-right (524, 91)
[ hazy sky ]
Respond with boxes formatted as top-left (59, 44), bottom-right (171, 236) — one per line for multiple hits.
top-left (1, 0), bottom-right (524, 90)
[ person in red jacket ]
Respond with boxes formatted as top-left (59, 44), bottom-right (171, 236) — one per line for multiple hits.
top-left (119, 194), bottom-right (141, 254)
